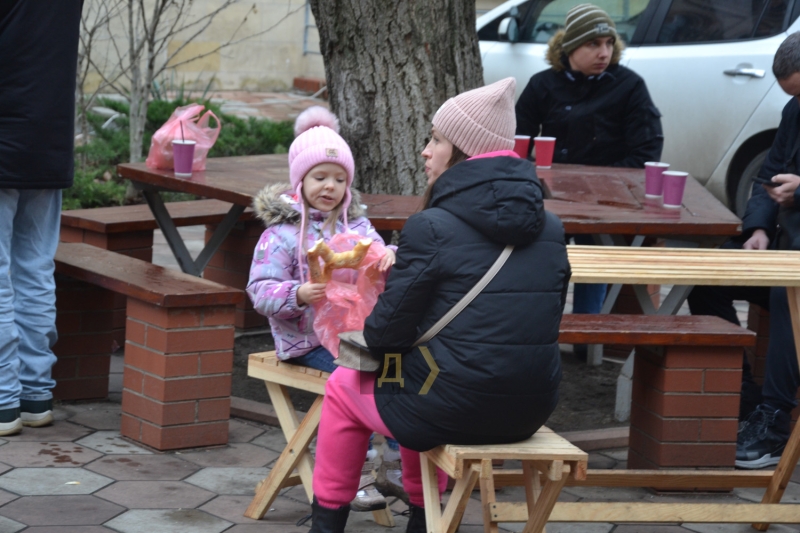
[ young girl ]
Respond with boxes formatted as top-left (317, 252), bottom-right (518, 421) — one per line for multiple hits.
top-left (246, 106), bottom-right (398, 511)
top-left (307, 78), bottom-right (570, 533)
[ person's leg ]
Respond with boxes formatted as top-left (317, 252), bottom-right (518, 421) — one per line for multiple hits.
top-left (287, 345), bottom-right (337, 373)
top-left (0, 190), bottom-right (22, 435)
top-left (571, 234), bottom-right (607, 315)
top-left (736, 286), bottom-right (796, 469)
top-left (399, 445), bottom-right (448, 508)
top-left (313, 368), bottom-right (394, 508)
top-left (12, 190), bottom-right (60, 419)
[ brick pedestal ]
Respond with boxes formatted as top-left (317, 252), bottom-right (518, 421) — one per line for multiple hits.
top-left (629, 345), bottom-right (742, 469)
top-left (60, 226), bottom-right (154, 262)
top-left (52, 275), bottom-right (126, 400)
top-left (204, 220), bottom-right (267, 330)
top-left (120, 299), bottom-right (235, 450)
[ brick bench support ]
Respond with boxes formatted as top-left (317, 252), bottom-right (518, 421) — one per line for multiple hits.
top-left (53, 242), bottom-right (243, 450)
top-left (559, 314), bottom-right (755, 469)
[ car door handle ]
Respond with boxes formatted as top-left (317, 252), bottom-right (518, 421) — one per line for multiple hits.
top-left (724, 68), bottom-right (765, 78)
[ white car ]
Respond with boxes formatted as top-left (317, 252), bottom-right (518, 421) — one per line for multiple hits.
top-left (478, 0), bottom-right (800, 216)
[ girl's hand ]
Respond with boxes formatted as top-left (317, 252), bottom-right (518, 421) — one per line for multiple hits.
top-left (377, 249), bottom-right (396, 272)
top-left (297, 282), bottom-right (327, 305)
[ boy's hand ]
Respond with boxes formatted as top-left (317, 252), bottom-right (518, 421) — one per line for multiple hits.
top-left (377, 249), bottom-right (396, 272)
top-left (766, 174), bottom-right (800, 207)
top-left (297, 282), bottom-right (327, 305)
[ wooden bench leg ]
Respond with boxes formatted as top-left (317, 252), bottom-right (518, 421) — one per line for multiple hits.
top-left (421, 453), bottom-right (444, 533)
top-left (245, 395), bottom-right (323, 519)
top-left (265, 382), bottom-right (317, 502)
top-left (754, 286), bottom-right (800, 531)
top-left (441, 466), bottom-right (479, 533)
top-left (480, 459), bottom-right (499, 533)
top-left (522, 462), bottom-right (545, 533)
top-left (522, 460), bottom-right (568, 533)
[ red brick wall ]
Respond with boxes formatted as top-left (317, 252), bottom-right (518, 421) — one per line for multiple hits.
top-left (628, 345), bottom-right (742, 469)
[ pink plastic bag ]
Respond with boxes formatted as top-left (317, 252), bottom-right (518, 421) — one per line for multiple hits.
top-left (145, 104), bottom-right (221, 171)
top-left (312, 233), bottom-right (389, 357)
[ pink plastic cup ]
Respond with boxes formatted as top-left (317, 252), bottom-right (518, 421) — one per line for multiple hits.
top-left (644, 162), bottom-right (670, 198)
top-left (172, 140), bottom-right (196, 178)
top-left (662, 171), bottom-right (689, 208)
top-left (534, 137), bottom-right (556, 168)
top-left (513, 135), bottom-right (531, 159)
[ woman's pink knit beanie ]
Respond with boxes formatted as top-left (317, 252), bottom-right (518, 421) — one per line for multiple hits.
top-left (432, 77), bottom-right (516, 156)
top-left (289, 106), bottom-right (355, 194)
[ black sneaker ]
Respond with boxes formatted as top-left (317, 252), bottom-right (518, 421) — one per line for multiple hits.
top-left (735, 404), bottom-right (790, 469)
top-left (20, 399), bottom-right (53, 428)
top-left (0, 407), bottom-right (22, 437)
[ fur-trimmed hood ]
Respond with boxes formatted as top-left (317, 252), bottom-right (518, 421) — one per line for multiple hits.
top-left (545, 30), bottom-right (624, 72)
top-left (252, 182), bottom-right (366, 228)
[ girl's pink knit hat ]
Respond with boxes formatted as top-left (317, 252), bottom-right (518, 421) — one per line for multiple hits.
top-left (289, 106), bottom-right (355, 195)
top-left (432, 77), bottom-right (516, 156)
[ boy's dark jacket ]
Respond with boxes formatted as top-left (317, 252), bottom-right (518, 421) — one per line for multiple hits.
top-left (365, 155), bottom-right (570, 451)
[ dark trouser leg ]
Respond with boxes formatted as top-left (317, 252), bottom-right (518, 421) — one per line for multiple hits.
top-left (761, 287), bottom-right (800, 414)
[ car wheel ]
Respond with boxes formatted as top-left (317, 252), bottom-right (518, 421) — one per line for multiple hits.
top-left (734, 149), bottom-right (769, 218)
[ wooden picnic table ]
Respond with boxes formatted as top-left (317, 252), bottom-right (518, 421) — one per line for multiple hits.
top-left (117, 154), bottom-right (741, 275)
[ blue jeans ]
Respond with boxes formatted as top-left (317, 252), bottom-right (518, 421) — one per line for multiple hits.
top-left (571, 234), bottom-right (607, 314)
top-left (287, 345), bottom-right (400, 450)
top-left (0, 189), bottom-right (61, 409)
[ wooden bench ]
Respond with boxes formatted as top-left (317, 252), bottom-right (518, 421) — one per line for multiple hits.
top-left (244, 351), bottom-right (394, 526)
top-left (60, 199), bottom-right (264, 330)
top-left (53, 242), bottom-right (244, 451)
top-left (421, 430), bottom-right (587, 533)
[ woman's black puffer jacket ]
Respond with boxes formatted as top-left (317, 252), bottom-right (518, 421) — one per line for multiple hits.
top-left (364, 155), bottom-right (571, 451)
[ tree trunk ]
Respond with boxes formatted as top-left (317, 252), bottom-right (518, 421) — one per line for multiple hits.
top-left (309, 0), bottom-right (483, 196)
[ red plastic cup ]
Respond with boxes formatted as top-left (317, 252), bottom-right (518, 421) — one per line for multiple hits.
top-left (644, 162), bottom-right (670, 198)
top-left (534, 137), bottom-right (556, 169)
top-left (172, 140), bottom-right (196, 178)
top-left (513, 135), bottom-right (531, 158)
top-left (662, 171), bottom-right (688, 208)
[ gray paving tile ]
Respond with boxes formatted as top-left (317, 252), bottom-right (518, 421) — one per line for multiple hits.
top-left (70, 405), bottom-right (122, 431)
top-left (184, 467), bottom-right (270, 495)
top-left (734, 481), bottom-right (800, 503)
top-left (0, 441), bottom-right (101, 467)
top-left (228, 419), bottom-right (265, 443)
top-left (198, 493), bottom-right (309, 524)
top-left (95, 480), bottom-right (215, 509)
top-left (0, 515), bottom-right (24, 533)
top-left (599, 448), bottom-right (628, 462)
top-left (683, 524), bottom-right (800, 533)
top-left (0, 494), bottom-right (124, 526)
top-left (0, 439), bottom-right (6, 447)
top-left (53, 404), bottom-right (90, 422)
top-left (104, 509), bottom-right (232, 533)
top-left (0, 464), bottom-right (8, 476)
top-left (0, 488), bottom-right (17, 507)
top-left (24, 527), bottom-right (116, 532)
top-left (75, 431), bottom-right (152, 455)
top-left (250, 427), bottom-right (288, 452)
top-left (587, 452), bottom-right (617, 469)
top-left (0, 467), bottom-right (113, 495)
top-left (177, 443), bottom-right (277, 467)
top-left (0, 421), bottom-right (90, 442)
top-left (85, 454), bottom-right (200, 481)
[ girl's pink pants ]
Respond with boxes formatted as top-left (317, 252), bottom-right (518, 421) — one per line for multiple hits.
top-left (313, 367), bottom-right (448, 509)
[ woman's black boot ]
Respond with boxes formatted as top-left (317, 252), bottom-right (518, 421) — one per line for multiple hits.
top-left (309, 497), bottom-right (350, 533)
top-left (406, 503), bottom-right (426, 533)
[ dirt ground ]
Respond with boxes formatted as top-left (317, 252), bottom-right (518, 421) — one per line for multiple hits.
top-left (232, 332), bottom-right (626, 433)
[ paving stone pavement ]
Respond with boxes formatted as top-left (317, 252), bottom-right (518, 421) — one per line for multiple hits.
top-left (1, 398), bottom-right (799, 531)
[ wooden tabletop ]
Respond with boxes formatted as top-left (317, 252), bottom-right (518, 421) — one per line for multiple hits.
top-left (118, 155), bottom-right (741, 239)
top-left (568, 245), bottom-right (800, 286)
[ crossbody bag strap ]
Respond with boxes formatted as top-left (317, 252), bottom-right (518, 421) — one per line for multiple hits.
top-left (413, 244), bottom-right (514, 346)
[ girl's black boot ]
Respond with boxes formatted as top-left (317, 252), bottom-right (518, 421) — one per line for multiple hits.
top-left (406, 503), bottom-right (426, 533)
top-left (309, 497), bottom-right (350, 533)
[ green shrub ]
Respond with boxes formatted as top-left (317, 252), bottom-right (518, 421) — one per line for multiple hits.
top-left (67, 96), bottom-right (293, 209)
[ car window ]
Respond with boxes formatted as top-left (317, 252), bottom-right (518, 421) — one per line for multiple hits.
top-left (657, 0), bottom-right (792, 43)
top-left (519, 0), bottom-right (651, 44)
top-left (478, 1), bottom-right (534, 41)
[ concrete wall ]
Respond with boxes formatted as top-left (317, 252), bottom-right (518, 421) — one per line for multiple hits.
top-left (82, 0), bottom-right (507, 93)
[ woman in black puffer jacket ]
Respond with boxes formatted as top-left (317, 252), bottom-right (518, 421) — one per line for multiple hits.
top-left (309, 77), bottom-right (571, 533)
